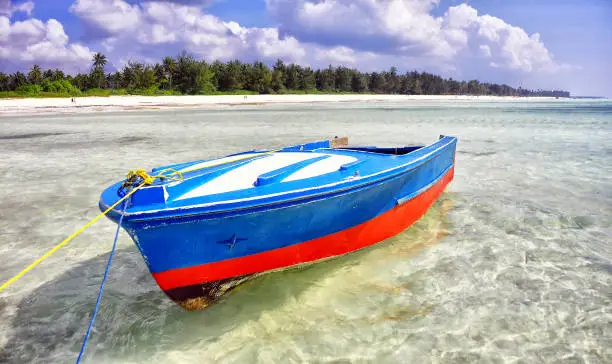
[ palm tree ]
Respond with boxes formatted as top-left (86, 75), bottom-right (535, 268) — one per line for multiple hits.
top-left (0, 72), bottom-right (9, 91)
top-left (162, 56), bottom-right (176, 90)
top-left (92, 52), bottom-right (107, 70)
top-left (27, 64), bottom-right (42, 84)
top-left (10, 72), bottom-right (27, 90)
top-left (90, 53), bottom-right (107, 89)
top-left (52, 69), bottom-right (65, 81)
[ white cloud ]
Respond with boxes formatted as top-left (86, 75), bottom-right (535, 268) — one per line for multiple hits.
top-left (139, 0), bottom-right (219, 5)
top-left (316, 46), bottom-right (356, 65)
top-left (11, 0), bottom-right (33, 15)
top-left (0, 16), bottom-right (8, 42)
top-left (70, 0), bottom-right (140, 35)
top-left (479, 44), bottom-right (491, 58)
top-left (223, 23), bottom-right (307, 63)
top-left (68, 0), bottom-right (432, 71)
top-left (443, 5), bottom-right (571, 73)
top-left (0, 0), bottom-right (34, 17)
top-left (0, 15), bottom-right (94, 73)
top-left (69, 0), bottom-right (308, 65)
top-left (267, 0), bottom-right (571, 73)
top-left (268, 0), bottom-right (451, 58)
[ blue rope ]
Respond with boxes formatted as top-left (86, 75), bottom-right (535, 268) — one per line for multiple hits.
top-left (76, 199), bottom-right (128, 364)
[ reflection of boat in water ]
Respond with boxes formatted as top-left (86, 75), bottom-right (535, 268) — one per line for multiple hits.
top-left (99, 135), bottom-right (458, 310)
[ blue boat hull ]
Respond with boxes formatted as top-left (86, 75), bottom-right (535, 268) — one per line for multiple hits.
top-left (100, 136), bottom-right (457, 309)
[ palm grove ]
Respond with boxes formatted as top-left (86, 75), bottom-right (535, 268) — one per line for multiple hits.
top-left (0, 52), bottom-right (570, 98)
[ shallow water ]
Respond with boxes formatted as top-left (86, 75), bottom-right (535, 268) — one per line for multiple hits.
top-left (0, 99), bottom-right (611, 364)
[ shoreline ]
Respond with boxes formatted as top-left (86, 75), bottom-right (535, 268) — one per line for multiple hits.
top-left (0, 94), bottom-right (577, 116)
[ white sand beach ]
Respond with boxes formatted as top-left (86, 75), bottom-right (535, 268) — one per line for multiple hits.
top-left (0, 94), bottom-right (567, 115)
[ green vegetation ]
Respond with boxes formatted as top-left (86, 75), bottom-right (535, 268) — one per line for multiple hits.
top-left (0, 51), bottom-right (571, 98)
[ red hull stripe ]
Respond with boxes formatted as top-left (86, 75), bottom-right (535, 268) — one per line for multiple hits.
top-left (153, 167), bottom-right (454, 291)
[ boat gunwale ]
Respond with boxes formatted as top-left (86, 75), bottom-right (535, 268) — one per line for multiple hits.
top-left (100, 136), bottom-right (457, 221)
top-left (122, 161), bottom-right (455, 226)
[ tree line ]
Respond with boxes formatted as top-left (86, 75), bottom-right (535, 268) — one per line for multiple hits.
top-left (0, 52), bottom-right (571, 98)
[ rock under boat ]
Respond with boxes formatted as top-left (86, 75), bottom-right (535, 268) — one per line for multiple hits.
top-left (100, 135), bottom-right (457, 310)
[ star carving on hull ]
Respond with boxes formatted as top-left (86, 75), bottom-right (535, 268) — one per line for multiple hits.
top-left (217, 234), bottom-right (247, 250)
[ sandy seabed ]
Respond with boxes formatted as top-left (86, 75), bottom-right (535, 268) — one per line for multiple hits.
top-left (0, 94), bottom-right (566, 115)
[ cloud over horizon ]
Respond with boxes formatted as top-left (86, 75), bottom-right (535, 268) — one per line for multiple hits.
top-left (0, 0), bottom-right (580, 91)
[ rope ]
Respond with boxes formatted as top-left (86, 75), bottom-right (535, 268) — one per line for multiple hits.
top-left (0, 148), bottom-right (287, 292)
top-left (0, 167), bottom-right (190, 292)
top-left (0, 150), bottom-right (283, 357)
top-left (0, 151), bottom-right (274, 292)
top-left (0, 182), bottom-right (145, 293)
top-left (75, 199), bottom-right (128, 364)
top-left (0, 148), bottom-right (290, 359)
top-left (122, 168), bottom-right (182, 190)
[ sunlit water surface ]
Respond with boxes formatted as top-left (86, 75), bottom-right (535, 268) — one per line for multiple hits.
top-left (0, 100), bottom-right (611, 363)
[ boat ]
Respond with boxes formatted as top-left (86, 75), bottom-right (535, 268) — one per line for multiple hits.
top-left (99, 135), bottom-right (457, 310)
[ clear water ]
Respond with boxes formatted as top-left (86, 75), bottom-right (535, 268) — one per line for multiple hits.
top-left (0, 100), bottom-right (611, 364)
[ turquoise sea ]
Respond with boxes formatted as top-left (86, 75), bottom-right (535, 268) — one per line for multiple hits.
top-left (0, 99), bottom-right (610, 363)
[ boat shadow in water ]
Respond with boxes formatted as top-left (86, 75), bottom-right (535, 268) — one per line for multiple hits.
top-left (0, 195), bottom-right (456, 363)
top-left (0, 247), bottom-right (174, 364)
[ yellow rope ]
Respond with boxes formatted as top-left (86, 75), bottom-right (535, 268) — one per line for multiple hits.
top-left (0, 182), bottom-right (146, 292)
top-left (0, 150), bottom-right (279, 293)
top-left (122, 168), bottom-right (183, 188)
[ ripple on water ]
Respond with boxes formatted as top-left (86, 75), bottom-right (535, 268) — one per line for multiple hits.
top-left (0, 100), bottom-right (611, 363)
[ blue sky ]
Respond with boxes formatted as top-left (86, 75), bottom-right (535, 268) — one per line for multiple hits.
top-left (1, 0), bottom-right (610, 96)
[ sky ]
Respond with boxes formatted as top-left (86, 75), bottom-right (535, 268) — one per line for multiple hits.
top-left (1, 0), bottom-right (610, 97)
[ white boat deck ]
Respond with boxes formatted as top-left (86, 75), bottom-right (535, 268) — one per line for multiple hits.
top-left (175, 152), bottom-right (357, 200)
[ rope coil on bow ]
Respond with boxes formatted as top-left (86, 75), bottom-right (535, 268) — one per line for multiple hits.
top-left (119, 168), bottom-right (183, 196)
